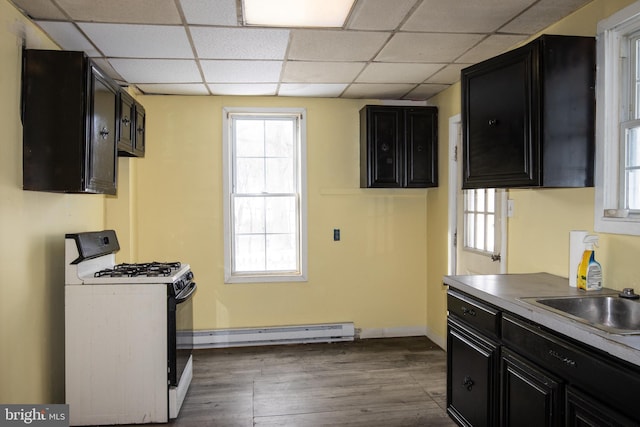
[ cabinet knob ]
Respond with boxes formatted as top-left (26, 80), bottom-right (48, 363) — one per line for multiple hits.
top-left (137, 127), bottom-right (144, 134)
top-left (381, 143), bottom-right (389, 152)
top-left (462, 376), bottom-right (474, 391)
top-left (461, 306), bottom-right (476, 317)
top-left (99, 127), bottom-right (110, 139)
top-left (122, 116), bottom-right (131, 126)
top-left (488, 119), bottom-right (498, 126)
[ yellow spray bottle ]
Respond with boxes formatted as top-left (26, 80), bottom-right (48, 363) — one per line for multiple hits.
top-left (576, 234), bottom-right (602, 291)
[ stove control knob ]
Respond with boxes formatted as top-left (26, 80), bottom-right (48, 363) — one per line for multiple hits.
top-left (186, 271), bottom-right (194, 281)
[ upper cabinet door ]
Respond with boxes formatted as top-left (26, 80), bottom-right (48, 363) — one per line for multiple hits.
top-left (134, 102), bottom-right (146, 157)
top-left (405, 107), bottom-right (438, 188)
top-left (88, 66), bottom-right (118, 194)
top-left (461, 35), bottom-right (595, 189)
top-left (117, 90), bottom-right (135, 156)
top-left (463, 45), bottom-right (537, 188)
top-left (361, 106), bottom-right (403, 188)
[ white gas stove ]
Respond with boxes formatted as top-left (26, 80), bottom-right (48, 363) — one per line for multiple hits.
top-left (64, 230), bottom-right (196, 426)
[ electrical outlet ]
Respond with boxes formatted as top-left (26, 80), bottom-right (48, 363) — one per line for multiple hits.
top-left (333, 229), bottom-right (340, 241)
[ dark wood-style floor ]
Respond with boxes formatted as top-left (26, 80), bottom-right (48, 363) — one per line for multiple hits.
top-left (137, 337), bottom-right (456, 427)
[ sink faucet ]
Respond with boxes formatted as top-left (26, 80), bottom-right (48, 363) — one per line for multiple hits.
top-left (619, 288), bottom-right (639, 299)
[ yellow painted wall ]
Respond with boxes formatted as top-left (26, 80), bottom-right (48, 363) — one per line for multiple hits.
top-left (125, 96), bottom-right (429, 332)
top-left (426, 0), bottom-right (640, 345)
top-left (0, 0), bottom-right (106, 403)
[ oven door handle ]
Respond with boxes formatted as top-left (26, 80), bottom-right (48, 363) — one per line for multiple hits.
top-left (175, 281), bottom-right (197, 303)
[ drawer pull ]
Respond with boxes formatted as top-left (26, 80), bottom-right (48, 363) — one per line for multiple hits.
top-left (461, 306), bottom-right (477, 317)
top-left (462, 376), bottom-right (474, 391)
top-left (548, 349), bottom-right (577, 368)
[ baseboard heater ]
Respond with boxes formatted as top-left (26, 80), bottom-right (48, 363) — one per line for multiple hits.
top-left (188, 322), bottom-right (355, 349)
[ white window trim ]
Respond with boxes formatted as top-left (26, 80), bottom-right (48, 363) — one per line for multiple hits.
top-left (595, 1), bottom-right (640, 235)
top-left (222, 107), bottom-right (308, 283)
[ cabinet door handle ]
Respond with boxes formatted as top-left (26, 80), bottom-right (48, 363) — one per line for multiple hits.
top-left (461, 306), bottom-right (476, 317)
top-left (99, 127), bottom-right (110, 139)
top-left (548, 349), bottom-right (577, 368)
top-left (488, 119), bottom-right (498, 126)
top-left (462, 376), bottom-right (474, 391)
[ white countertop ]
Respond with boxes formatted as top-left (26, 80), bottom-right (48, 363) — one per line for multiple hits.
top-left (443, 272), bottom-right (640, 367)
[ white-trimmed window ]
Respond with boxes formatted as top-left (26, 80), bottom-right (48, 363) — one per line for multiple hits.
top-left (222, 108), bottom-right (307, 283)
top-left (595, 1), bottom-right (640, 235)
top-left (463, 188), bottom-right (496, 253)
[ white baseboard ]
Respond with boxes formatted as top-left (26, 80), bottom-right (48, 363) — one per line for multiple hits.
top-left (190, 322), bottom-right (355, 349)
top-left (358, 326), bottom-right (427, 339)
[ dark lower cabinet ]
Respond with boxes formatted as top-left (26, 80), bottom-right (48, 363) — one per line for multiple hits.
top-left (447, 317), bottom-right (499, 427)
top-left (566, 387), bottom-right (636, 427)
top-left (447, 289), bottom-right (640, 427)
top-left (500, 348), bottom-right (563, 427)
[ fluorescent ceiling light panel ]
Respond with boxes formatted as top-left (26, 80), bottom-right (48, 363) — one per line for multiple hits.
top-left (243, 0), bottom-right (355, 27)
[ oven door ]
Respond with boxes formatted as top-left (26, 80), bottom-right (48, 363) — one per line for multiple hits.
top-left (168, 281), bottom-right (196, 387)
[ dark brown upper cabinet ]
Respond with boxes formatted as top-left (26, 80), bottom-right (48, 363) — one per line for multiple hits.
top-left (22, 49), bottom-right (119, 195)
top-left (461, 34), bottom-right (595, 189)
top-left (360, 105), bottom-right (438, 188)
top-left (117, 90), bottom-right (145, 158)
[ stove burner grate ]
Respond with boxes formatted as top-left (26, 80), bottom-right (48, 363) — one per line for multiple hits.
top-left (94, 261), bottom-right (182, 278)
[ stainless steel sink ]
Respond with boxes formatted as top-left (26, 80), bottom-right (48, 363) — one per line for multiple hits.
top-left (521, 294), bottom-right (640, 335)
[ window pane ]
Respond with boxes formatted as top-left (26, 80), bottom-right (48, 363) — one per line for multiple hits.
top-left (465, 212), bottom-right (473, 248)
top-left (466, 190), bottom-right (474, 211)
top-left (476, 189), bottom-right (485, 211)
top-left (234, 196), bottom-right (265, 234)
top-left (234, 234), bottom-right (265, 272)
top-left (265, 120), bottom-right (294, 157)
top-left (235, 120), bottom-right (264, 157)
top-left (486, 214), bottom-right (495, 252)
top-left (476, 213), bottom-right (485, 250)
top-left (266, 234), bottom-right (297, 270)
top-left (635, 38), bottom-right (640, 119)
top-left (625, 125), bottom-right (640, 210)
top-left (265, 157), bottom-right (294, 193)
top-left (627, 127), bottom-right (640, 167)
top-left (265, 197), bottom-right (296, 233)
top-left (486, 189), bottom-right (495, 213)
top-left (628, 169), bottom-right (640, 210)
top-left (235, 158), bottom-right (264, 193)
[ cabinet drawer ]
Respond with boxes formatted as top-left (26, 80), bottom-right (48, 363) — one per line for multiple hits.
top-left (502, 314), bottom-right (640, 423)
top-left (447, 290), bottom-right (500, 338)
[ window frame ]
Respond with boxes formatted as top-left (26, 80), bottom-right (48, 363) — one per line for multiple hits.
top-left (595, 1), bottom-right (640, 235)
top-left (222, 107), bottom-right (308, 283)
top-left (463, 188), bottom-right (496, 255)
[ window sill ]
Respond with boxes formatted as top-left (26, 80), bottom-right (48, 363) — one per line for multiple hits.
top-left (594, 214), bottom-right (640, 236)
top-left (225, 273), bottom-right (308, 284)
